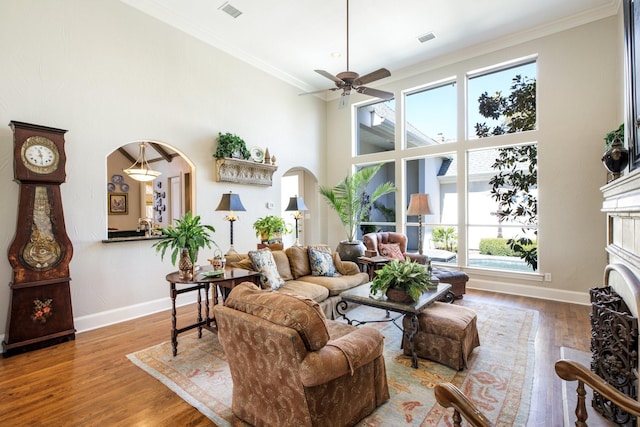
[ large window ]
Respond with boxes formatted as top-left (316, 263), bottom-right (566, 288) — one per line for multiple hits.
top-left (358, 162), bottom-right (396, 239)
top-left (354, 57), bottom-right (538, 274)
top-left (405, 80), bottom-right (457, 148)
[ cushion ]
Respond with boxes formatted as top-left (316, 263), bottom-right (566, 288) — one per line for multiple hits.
top-left (285, 246), bottom-right (312, 279)
top-left (228, 256), bottom-right (254, 271)
top-left (271, 250), bottom-right (294, 281)
top-left (248, 248), bottom-right (285, 290)
top-left (308, 247), bottom-right (341, 277)
top-left (378, 243), bottom-right (405, 261)
top-left (225, 282), bottom-right (330, 351)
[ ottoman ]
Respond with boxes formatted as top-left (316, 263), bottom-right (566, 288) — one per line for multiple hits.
top-left (402, 302), bottom-right (480, 370)
top-left (431, 267), bottom-right (469, 299)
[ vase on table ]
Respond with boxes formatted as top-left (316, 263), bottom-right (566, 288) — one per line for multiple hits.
top-left (178, 248), bottom-right (193, 280)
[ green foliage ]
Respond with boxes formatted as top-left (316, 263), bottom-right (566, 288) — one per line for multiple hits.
top-left (319, 163), bottom-right (396, 242)
top-left (369, 259), bottom-right (434, 302)
top-left (479, 238), bottom-right (538, 268)
top-left (152, 211), bottom-right (217, 266)
top-left (252, 215), bottom-right (291, 241)
top-left (475, 74), bottom-right (538, 270)
top-left (432, 227), bottom-right (457, 252)
top-left (604, 123), bottom-right (624, 151)
top-left (214, 132), bottom-right (250, 159)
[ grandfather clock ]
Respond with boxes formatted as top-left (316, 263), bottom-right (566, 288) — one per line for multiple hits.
top-left (2, 121), bottom-right (75, 356)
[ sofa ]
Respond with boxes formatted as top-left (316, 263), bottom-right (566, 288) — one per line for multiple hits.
top-left (214, 282), bottom-right (390, 426)
top-left (363, 231), bottom-right (469, 298)
top-left (226, 245), bottom-right (369, 319)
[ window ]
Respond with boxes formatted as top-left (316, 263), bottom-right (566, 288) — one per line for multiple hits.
top-left (405, 80), bottom-right (457, 148)
top-left (467, 61), bottom-right (536, 139)
top-left (358, 162), bottom-right (396, 239)
top-left (356, 99), bottom-right (396, 155)
top-left (405, 155), bottom-right (458, 263)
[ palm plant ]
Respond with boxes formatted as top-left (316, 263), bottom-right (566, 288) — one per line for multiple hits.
top-left (152, 211), bottom-right (217, 265)
top-left (319, 163), bottom-right (396, 242)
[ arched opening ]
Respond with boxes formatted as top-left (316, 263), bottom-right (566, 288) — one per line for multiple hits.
top-left (106, 140), bottom-right (194, 239)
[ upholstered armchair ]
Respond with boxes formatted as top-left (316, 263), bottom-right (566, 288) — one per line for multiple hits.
top-left (363, 231), bottom-right (469, 298)
top-left (213, 282), bottom-right (389, 427)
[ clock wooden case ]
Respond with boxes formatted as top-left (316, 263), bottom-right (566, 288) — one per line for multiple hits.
top-left (3, 121), bottom-right (75, 356)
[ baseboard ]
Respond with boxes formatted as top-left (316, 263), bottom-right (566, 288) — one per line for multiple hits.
top-left (468, 278), bottom-right (591, 306)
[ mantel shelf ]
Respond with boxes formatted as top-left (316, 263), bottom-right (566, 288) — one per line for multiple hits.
top-left (215, 157), bottom-right (278, 186)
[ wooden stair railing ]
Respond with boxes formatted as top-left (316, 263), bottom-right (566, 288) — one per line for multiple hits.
top-left (555, 359), bottom-right (640, 426)
top-left (434, 382), bottom-right (494, 427)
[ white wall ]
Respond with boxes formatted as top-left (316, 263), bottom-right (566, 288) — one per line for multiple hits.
top-left (324, 15), bottom-right (622, 304)
top-left (0, 0), bottom-right (325, 335)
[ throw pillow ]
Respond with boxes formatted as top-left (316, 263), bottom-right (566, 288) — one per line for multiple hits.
top-left (378, 242), bottom-right (405, 261)
top-left (308, 247), bottom-right (341, 277)
top-left (248, 249), bottom-right (285, 290)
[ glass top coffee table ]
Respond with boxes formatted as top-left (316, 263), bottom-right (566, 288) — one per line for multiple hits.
top-left (337, 282), bottom-right (452, 368)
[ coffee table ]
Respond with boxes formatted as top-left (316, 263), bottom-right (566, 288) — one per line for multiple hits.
top-left (336, 282), bottom-right (452, 368)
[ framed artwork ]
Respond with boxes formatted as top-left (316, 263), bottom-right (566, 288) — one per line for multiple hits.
top-left (108, 193), bottom-right (128, 215)
top-left (624, 0), bottom-right (640, 170)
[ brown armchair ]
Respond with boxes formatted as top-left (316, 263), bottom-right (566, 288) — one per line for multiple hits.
top-left (363, 231), bottom-right (469, 298)
top-left (213, 282), bottom-right (389, 427)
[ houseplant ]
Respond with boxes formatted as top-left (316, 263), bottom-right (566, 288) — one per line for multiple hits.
top-left (369, 258), bottom-right (435, 303)
top-left (214, 132), bottom-right (250, 159)
top-left (319, 163), bottom-right (396, 261)
top-left (152, 211), bottom-right (217, 278)
top-left (252, 215), bottom-right (291, 243)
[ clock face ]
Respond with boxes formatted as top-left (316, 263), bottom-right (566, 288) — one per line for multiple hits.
top-left (21, 136), bottom-right (60, 174)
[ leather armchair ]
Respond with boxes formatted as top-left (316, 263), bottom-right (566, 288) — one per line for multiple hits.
top-left (363, 231), bottom-right (468, 298)
top-left (213, 282), bottom-right (389, 427)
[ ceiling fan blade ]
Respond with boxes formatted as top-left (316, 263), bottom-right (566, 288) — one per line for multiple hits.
top-left (315, 69), bottom-right (343, 84)
top-left (354, 68), bottom-right (391, 86)
top-left (356, 86), bottom-right (394, 100)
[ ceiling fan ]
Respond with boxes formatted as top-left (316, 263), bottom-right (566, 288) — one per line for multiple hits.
top-left (301, 0), bottom-right (394, 108)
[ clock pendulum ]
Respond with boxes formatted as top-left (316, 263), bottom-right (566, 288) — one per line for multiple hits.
top-left (3, 121), bottom-right (75, 356)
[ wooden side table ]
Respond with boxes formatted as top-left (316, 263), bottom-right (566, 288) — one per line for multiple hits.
top-left (165, 266), bottom-right (260, 356)
top-left (357, 256), bottom-right (391, 281)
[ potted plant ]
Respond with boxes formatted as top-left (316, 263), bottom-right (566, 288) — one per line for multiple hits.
top-left (602, 123), bottom-right (629, 182)
top-left (369, 258), bottom-right (436, 303)
top-left (214, 132), bottom-right (250, 159)
top-left (252, 215), bottom-right (291, 243)
top-left (319, 163), bottom-right (396, 261)
top-left (152, 211), bottom-right (217, 278)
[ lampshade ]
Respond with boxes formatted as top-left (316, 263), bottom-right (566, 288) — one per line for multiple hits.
top-left (406, 193), bottom-right (432, 216)
top-left (215, 192), bottom-right (246, 212)
top-left (123, 142), bottom-right (162, 182)
top-left (285, 196), bottom-right (308, 212)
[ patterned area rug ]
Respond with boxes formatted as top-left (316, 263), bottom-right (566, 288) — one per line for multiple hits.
top-left (128, 300), bottom-right (538, 426)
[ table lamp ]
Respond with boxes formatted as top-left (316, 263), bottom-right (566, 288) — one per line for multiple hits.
top-left (285, 195), bottom-right (308, 246)
top-left (215, 191), bottom-right (246, 254)
top-left (406, 193), bottom-right (432, 255)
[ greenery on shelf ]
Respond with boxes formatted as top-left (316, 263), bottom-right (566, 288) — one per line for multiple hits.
top-left (252, 215), bottom-right (291, 242)
top-left (319, 163), bottom-right (396, 242)
top-left (604, 123), bottom-right (624, 151)
top-left (214, 132), bottom-right (250, 159)
top-left (475, 74), bottom-right (538, 271)
top-left (369, 259), bottom-right (435, 302)
top-left (152, 211), bottom-right (217, 265)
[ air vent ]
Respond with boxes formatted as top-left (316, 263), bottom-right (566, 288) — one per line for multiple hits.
top-left (219, 2), bottom-right (242, 18)
top-left (417, 32), bottom-right (436, 43)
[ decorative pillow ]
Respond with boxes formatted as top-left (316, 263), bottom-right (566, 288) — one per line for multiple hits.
top-left (248, 249), bottom-right (285, 290)
top-left (308, 247), bottom-right (341, 277)
top-left (378, 243), bottom-right (405, 261)
top-left (285, 246), bottom-right (311, 278)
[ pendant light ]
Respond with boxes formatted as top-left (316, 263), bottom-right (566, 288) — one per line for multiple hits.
top-left (123, 142), bottom-right (161, 182)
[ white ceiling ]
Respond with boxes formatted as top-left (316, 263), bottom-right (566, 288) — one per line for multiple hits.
top-left (121, 0), bottom-right (619, 97)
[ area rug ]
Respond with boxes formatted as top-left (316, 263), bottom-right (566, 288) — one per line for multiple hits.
top-left (127, 300), bottom-right (538, 426)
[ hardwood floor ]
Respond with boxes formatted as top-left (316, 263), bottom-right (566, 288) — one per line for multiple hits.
top-left (0, 289), bottom-right (591, 426)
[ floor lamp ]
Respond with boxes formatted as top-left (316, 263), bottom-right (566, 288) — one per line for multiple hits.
top-left (406, 193), bottom-right (432, 255)
top-left (285, 196), bottom-right (308, 246)
top-left (215, 191), bottom-right (246, 255)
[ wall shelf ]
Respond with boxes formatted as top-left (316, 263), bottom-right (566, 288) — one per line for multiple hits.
top-left (215, 158), bottom-right (277, 186)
